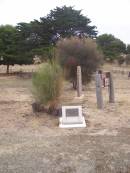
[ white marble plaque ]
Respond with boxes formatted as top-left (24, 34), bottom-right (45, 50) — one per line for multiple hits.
top-left (59, 106), bottom-right (86, 128)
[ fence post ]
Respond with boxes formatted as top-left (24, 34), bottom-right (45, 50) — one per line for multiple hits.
top-left (95, 72), bottom-right (103, 109)
top-left (77, 66), bottom-right (82, 97)
top-left (108, 72), bottom-right (115, 103)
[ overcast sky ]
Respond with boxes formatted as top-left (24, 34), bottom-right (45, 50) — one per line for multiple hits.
top-left (0, 0), bottom-right (129, 44)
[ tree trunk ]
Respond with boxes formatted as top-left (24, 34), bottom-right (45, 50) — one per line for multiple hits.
top-left (6, 64), bottom-right (9, 74)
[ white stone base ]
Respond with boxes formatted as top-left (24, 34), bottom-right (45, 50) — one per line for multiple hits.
top-left (59, 116), bottom-right (86, 128)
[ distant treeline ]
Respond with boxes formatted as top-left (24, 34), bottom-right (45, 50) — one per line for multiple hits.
top-left (0, 6), bottom-right (130, 73)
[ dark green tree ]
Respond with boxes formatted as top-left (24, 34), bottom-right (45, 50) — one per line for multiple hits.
top-left (13, 6), bottom-right (98, 63)
top-left (0, 6), bottom-right (99, 73)
top-left (40, 6), bottom-right (98, 42)
top-left (0, 25), bottom-right (33, 73)
top-left (16, 21), bottom-right (55, 61)
top-left (0, 25), bottom-right (18, 73)
top-left (97, 34), bottom-right (126, 62)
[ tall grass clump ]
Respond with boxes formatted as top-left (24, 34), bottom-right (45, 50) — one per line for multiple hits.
top-left (32, 62), bottom-right (63, 112)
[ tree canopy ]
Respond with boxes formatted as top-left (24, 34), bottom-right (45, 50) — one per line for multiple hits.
top-left (0, 25), bottom-right (18, 73)
top-left (40, 6), bottom-right (97, 41)
top-left (0, 25), bottom-right (33, 73)
top-left (97, 34), bottom-right (126, 62)
top-left (0, 6), bottom-right (129, 73)
top-left (0, 6), bottom-right (99, 73)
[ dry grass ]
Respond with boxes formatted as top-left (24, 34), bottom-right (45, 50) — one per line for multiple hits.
top-left (0, 63), bottom-right (130, 172)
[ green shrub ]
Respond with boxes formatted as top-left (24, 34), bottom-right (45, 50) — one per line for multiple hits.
top-left (32, 62), bottom-right (63, 109)
top-left (56, 37), bottom-right (103, 87)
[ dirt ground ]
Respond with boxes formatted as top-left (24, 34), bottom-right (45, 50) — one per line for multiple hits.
top-left (0, 64), bottom-right (130, 173)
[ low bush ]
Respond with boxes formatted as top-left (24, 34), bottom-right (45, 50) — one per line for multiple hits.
top-left (56, 37), bottom-right (103, 88)
top-left (117, 55), bottom-right (125, 65)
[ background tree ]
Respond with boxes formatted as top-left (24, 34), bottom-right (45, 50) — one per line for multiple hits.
top-left (126, 44), bottom-right (130, 54)
top-left (39, 6), bottom-right (98, 42)
top-left (0, 25), bottom-right (18, 73)
top-left (97, 34), bottom-right (126, 62)
top-left (16, 22), bottom-right (42, 59)
top-left (56, 37), bottom-right (103, 88)
top-left (16, 21), bottom-right (56, 61)
top-left (14, 6), bottom-right (98, 63)
top-left (0, 25), bottom-right (34, 73)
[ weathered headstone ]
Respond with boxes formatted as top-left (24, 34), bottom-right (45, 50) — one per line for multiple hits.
top-left (59, 106), bottom-right (86, 128)
top-left (77, 66), bottom-right (82, 97)
top-left (107, 72), bottom-right (115, 103)
top-left (95, 72), bottom-right (103, 109)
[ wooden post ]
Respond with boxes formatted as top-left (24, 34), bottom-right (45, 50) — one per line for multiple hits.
top-left (108, 72), bottom-right (115, 103)
top-left (95, 72), bottom-right (103, 109)
top-left (77, 66), bottom-right (82, 97)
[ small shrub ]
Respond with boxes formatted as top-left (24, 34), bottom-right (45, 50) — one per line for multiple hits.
top-left (117, 55), bottom-right (125, 65)
top-left (56, 37), bottom-right (103, 87)
top-left (32, 62), bottom-right (63, 111)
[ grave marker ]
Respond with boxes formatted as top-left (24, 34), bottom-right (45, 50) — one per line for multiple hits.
top-left (59, 106), bottom-right (86, 128)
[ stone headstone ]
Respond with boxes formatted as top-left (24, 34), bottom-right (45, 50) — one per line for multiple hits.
top-left (59, 106), bottom-right (86, 128)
